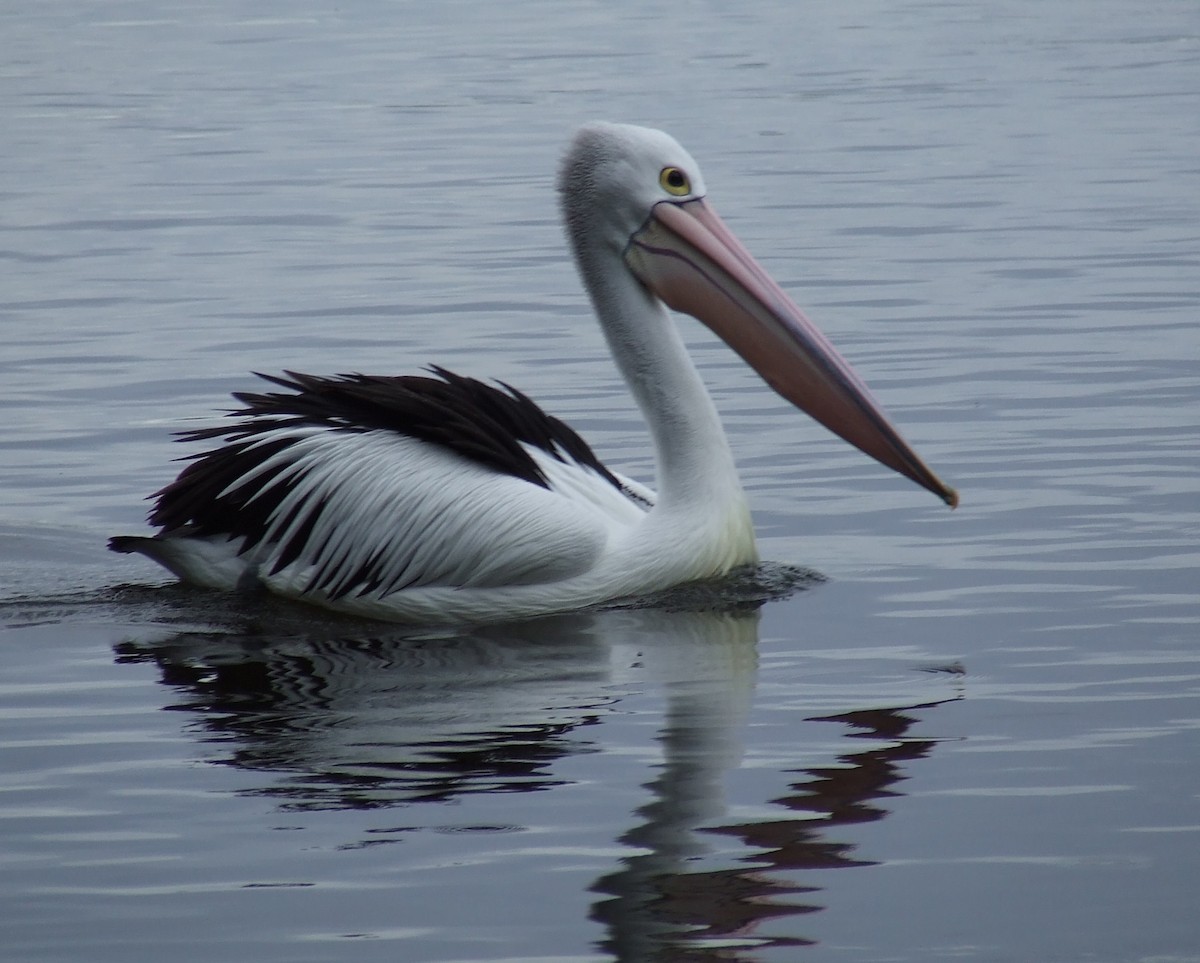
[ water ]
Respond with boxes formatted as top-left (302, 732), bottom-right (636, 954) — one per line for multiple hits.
top-left (3, 1), bottom-right (1198, 959)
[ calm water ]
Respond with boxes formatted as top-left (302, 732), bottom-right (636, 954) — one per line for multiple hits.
top-left (3, 1), bottom-right (1198, 960)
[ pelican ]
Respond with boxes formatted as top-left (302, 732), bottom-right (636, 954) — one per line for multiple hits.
top-left (110, 122), bottom-right (957, 624)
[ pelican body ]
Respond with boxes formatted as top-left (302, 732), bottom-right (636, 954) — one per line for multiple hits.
top-left (110, 123), bottom-right (956, 624)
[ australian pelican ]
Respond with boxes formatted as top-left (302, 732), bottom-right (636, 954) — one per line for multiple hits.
top-left (110, 122), bottom-right (956, 623)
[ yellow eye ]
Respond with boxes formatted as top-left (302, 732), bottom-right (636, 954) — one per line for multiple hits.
top-left (659, 166), bottom-right (691, 196)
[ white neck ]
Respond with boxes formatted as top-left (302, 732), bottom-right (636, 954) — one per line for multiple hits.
top-left (575, 238), bottom-right (750, 524)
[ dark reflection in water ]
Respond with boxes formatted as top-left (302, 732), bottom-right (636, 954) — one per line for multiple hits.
top-left (593, 696), bottom-right (953, 960)
top-left (116, 624), bottom-right (614, 810)
top-left (114, 594), bottom-right (951, 960)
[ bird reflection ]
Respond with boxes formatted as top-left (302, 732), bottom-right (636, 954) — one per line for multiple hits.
top-left (593, 699), bottom-right (955, 960)
top-left (117, 622), bottom-right (617, 810)
top-left (115, 588), bottom-right (956, 960)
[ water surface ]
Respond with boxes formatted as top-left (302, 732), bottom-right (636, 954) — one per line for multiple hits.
top-left (3, 1), bottom-right (1198, 960)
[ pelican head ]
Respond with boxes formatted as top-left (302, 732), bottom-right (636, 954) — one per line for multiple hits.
top-left (559, 122), bottom-right (957, 508)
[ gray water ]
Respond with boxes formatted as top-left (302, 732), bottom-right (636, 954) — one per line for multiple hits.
top-left (3, 1), bottom-right (1198, 960)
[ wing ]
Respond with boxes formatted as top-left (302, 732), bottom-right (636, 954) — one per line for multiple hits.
top-left (112, 370), bottom-right (651, 601)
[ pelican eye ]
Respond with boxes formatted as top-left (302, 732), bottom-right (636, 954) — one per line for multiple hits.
top-left (659, 166), bottom-right (691, 197)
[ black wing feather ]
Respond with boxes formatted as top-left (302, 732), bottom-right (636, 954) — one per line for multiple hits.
top-left (143, 368), bottom-right (625, 553)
